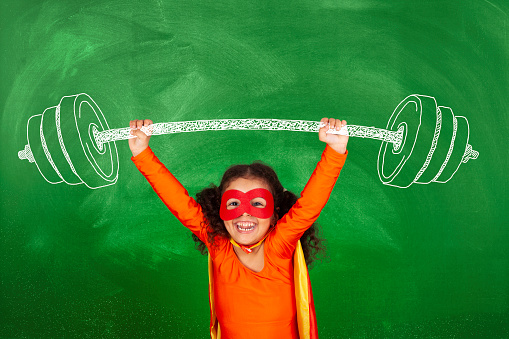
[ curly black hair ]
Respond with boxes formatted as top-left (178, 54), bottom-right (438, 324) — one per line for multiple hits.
top-left (192, 161), bottom-right (327, 268)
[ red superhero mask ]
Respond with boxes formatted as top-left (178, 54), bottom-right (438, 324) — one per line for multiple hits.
top-left (219, 188), bottom-right (274, 221)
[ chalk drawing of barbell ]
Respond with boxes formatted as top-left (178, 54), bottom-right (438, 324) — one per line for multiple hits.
top-left (18, 93), bottom-right (478, 189)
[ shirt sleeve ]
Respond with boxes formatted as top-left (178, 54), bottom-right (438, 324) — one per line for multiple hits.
top-left (270, 145), bottom-right (348, 258)
top-left (131, 147), bottom-right (208, 243)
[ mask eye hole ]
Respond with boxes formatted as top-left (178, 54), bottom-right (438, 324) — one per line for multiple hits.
top-left (250, 198), bottom-right (267, 208)
top-left (226, 199), bottom-right (241, 210)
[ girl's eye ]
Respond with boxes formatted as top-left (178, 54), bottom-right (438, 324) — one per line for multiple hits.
top-left (227, 200), bottom-right (240, 208)
top-left (251, 200), bottom-right (265, 208)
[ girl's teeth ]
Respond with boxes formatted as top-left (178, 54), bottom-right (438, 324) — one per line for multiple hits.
top-left (236, 222), bottom-right (255, 231)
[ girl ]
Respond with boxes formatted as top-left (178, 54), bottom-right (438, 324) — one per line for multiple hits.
top-left (129, 118), bottom-right (348, 339)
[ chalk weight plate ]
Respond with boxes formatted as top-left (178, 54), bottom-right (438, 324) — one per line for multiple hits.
top-left (377, 95), bottom-right (438, 188)
top-left (58, 93), bottom-right (119, 189)
top-left (435, 116), bottom-right (469, 183)
top-left (40, 105), bottom-right (81, 184)
top-left (27, 113), bottom-right (63, 184)
top-left (416, 106), bottom-right (455, 184)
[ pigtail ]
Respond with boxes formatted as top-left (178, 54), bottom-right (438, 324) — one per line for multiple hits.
top-left (278, 190), bottom-right (297, 216)
top-left (300, 224), bottom-right (328, 268)
top-left (191, 233), bottom-right (207, 255)
top-left (193, 184), bottom-right (228, 254)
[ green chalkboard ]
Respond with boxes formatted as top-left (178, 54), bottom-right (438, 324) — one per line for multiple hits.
top-left (1, 0), bottom-right (508, 337)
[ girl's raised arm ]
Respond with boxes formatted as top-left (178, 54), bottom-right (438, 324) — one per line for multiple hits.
top-left (271, 118), bottom-right (349, 256)
top-left (130, 119), bottom-right (207, 242)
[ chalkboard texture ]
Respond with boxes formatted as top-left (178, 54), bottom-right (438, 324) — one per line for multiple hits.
top-left (1, 0), bottom-right (508, 338)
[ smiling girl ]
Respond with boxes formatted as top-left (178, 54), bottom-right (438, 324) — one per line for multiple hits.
top-left (129, 118), bottom-right (348, 339)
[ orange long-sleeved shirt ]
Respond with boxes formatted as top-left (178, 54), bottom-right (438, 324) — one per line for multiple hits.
top-left (132, 145), bottom-right (347, 339)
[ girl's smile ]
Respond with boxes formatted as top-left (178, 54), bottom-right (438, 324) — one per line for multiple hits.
top-left (234, 219), bottom-right (257, 233)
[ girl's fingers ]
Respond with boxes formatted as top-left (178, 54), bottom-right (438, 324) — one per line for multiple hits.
top-left (319, 118), bottom-right (348, 132)
top-left (329, 118), bottom-right (336, 130)
top-left (129, 120), bottom-right (153, 127)
top-left (130, 119), bottom-right (152, 135)
top-left (331, 119), bottom-right (346, 130)
top-left (320, 118), bottom-right (346, 131)
top-left (334, 119), bottom-right (341, 130)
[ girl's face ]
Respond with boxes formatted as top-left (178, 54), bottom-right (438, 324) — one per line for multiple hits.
top-left (222, 177), bottom-right (275, 246)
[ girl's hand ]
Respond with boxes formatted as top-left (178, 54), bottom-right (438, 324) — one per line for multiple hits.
top-left (129, 119), bottom-right (153, 157)
top-left (318, 117), bottom-right (349, 154)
